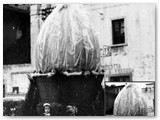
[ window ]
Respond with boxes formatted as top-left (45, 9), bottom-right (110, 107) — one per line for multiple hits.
top-left (112, 19), bottom-right (125, 45)
top-left (3, 5), bottom-right (30, 65)
top-left (109, 73), bottom-right (132, 82)
top-left (13, 87), bottom-right (19, 94)
top-left (110, 76), bottom-right (129, 82)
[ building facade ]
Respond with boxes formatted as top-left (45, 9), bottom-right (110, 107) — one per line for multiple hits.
top-left (3, 4), bottom-right (155, 96)
top-left (85, 4), bottom-right (155, 82)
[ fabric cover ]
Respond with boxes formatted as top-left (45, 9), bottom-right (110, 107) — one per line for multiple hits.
top-left (35, 4), bottom-right (100, 73)
top-left (113, 83), bottom-right (148, 116)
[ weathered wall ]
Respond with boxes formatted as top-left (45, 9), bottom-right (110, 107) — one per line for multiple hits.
top-left (86, 4), bottom-right (155, 81)
top-left (3, 64), bottom-right (34, 95)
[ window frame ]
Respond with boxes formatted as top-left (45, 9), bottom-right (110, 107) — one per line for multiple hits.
top-left (108, 72), bottom-right (132, 82)
top-left (111, 17), bottom-right (127, 47)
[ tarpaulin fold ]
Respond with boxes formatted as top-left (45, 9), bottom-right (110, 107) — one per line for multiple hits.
top-left (35, 4), bottom-right (100, 73)
top-left (113, 83), bottom-right (148, 116)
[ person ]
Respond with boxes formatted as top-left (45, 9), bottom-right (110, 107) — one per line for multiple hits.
top-left (66, 105), bottom-right (78, 116)
top-left (43, 103), bottom-right (51, 116)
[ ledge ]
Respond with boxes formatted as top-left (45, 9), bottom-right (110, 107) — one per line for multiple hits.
top-left (110, 43), bottom-right (128, 48)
